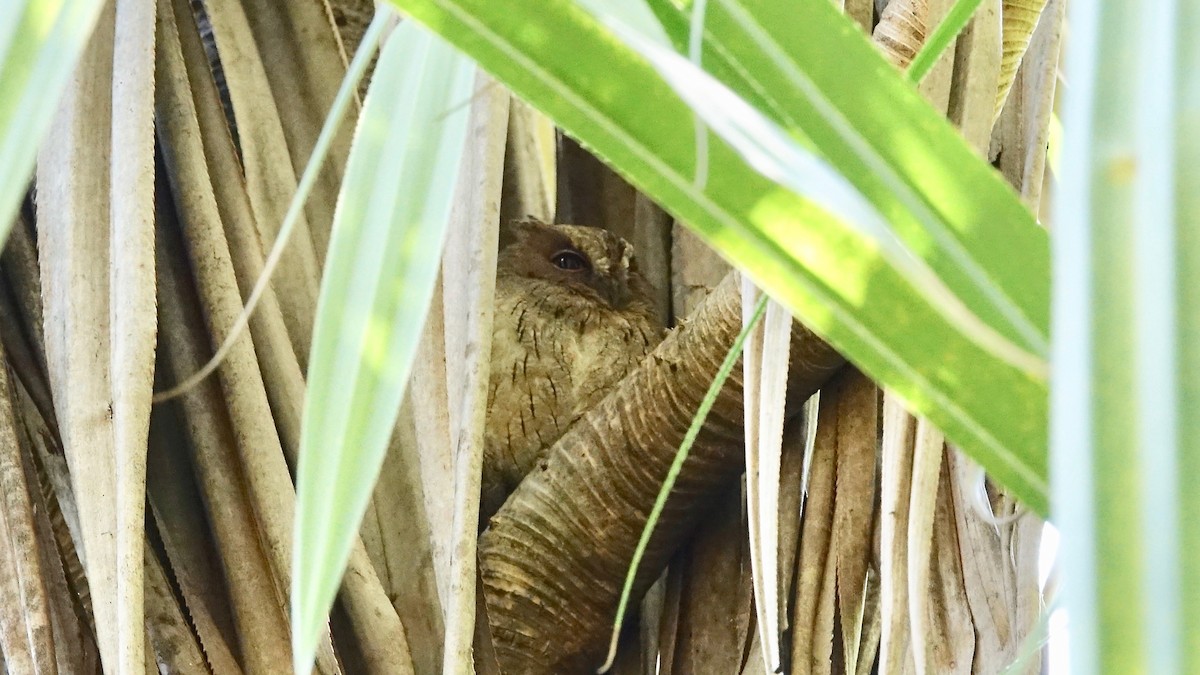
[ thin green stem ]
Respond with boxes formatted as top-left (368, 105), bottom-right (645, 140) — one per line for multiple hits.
top-left (907, 0), bottom-right (985, 83)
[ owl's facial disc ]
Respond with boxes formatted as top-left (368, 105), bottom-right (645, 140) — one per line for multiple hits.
top-left (501, 221), bottom-right (641, 310)
top-left (546, 246), bottom-right (627, 307)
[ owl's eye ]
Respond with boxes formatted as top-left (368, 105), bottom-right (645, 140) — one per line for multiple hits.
top-left (551, 250), bottom-right (589, 271)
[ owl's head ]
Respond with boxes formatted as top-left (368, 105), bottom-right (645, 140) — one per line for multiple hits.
top-left (497, 220), bottom-right (653, 311)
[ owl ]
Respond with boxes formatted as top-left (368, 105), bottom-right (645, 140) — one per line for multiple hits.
top-left (482, 221), bottom-right (664, 520)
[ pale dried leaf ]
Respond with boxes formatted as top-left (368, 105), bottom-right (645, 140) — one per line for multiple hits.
top-left (670, 222), bottom-right (730, 317)
top-left (857, 566), bottom-right (883, 675)
top-left (947, 449), bottom-right (1046, 674)
top-left (340, 547), bottom-right (415, 674)
top-left (991, 0), bottom-right (1064, 207)
top-left (947, 0), bottom-right (1002, 154)
top-left (110, 0), bottom-right (159, 670)
top-left (441, 71), bottom-right (510, 673)
top-left (879, 392), bottom-right (915, 674)
top-left (155, 217), bottom-right (302, 675)
top-left (1010, 509), bottom-right (1044, 674)
top-left (501, 98), bottom-right (557, 224)
top-left (845, 0), bottom-right (875, 31)
top-left (656, 556), bottom-right (683, 675)
top-left (948, 450), bottom-right (1016, 669)
top-left (156, 0), bottom-right (299, 620)
top-left (408, 281), bottom-right (454, 595)
top-left (161, 3), bottom-right (409, 660)
top-left (239, 0), bottom-right (355, 263)
top-left (162, 0), bottom-right (308, 459)
top-left (830, 370), bottom-right (878, 673)
top-left (775, 412), bottom-right (810, 633)
top-left (631, 195), bottom-right (673, 326)
top-left (813, 523), bottom-right (839, 675)
top-left (35, 1), bottom-right (132, 667)
top-left (662, 487), bottom-right (754, 675)
top-left (921, 448), bottom-right (976, 674)
top-left (361, 415), bottom-right (443, 674)
top-left (639, 574), bottom-right (666, 675)
top-left (906, 418), bottom-right (945, 674)
top-left (916, 0), bottom-right (957, 111)
top-left (8, 373), bottom-right (98, 672)
top-left (791, 380), bottom-right (839, 674)
top-left (146, 406), bottom-right (242, 674)
top-left (740, 277), bottom-right (792, 672)
top-left (202, 0), bottom-right (322, 363)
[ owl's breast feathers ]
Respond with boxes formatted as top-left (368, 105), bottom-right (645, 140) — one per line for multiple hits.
top-left (482, 225), bottom-right (663, 516)
top-left (485, 275), bottom-right (659, 485)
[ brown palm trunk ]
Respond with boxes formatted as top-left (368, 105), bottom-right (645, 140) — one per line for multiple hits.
top-left (480, 273), bottom-right (845, 672)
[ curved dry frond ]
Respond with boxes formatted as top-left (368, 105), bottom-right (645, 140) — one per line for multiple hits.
top-left (741, 283), bottom-right (792, 672)
top-left (238, 0), bottom-right (356, 263)
top-left (142, 543), bottom-right (209, 674)
top-left (158, 0), bottom-right (307, 459)
top-left (145, 402), bottom-right (243, 674)
top-left (109, 2), bottom-right (160, 671)
top-left (200, 0), bottom-right (322, 363)
top-left (872, 0), bottom-right (928, 69)
top-left (659, 486), bottom-right (755, 675)
top-left (948, 450), bottom-right (1044, 671)
top-left (992, 0), bottom-right (1065, 208)
top-left (9, 368), bottom-right (100, 673)
top-left (0, 356), bottom-right (59, 674)
top-left (790, 369), bottom-right (879, 675)
top-left (790, 376), bottom-right (840, 675)
top-left (155, 208), bottom-right (300, 675)
top-left (878, 393), bottom-right (916, 673)
top-left (995, 0), bottom-right (1051, 121)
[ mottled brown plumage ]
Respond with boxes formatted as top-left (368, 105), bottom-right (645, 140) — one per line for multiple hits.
top-left (482, 221), bottom-right (664, 519)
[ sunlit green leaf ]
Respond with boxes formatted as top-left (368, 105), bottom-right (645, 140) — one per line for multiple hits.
top-left (1051, 0), bottom-right (1200, 671)
top-left (290, 17), bottom-right (476, 674)
top-left (389, 0), bottom-right (1050, 514)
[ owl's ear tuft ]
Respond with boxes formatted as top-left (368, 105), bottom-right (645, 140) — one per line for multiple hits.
top-left (499, 217), bottom-right (550, 250)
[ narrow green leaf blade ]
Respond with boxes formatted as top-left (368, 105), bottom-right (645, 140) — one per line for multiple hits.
top-left (620, 0), bottom-right (1049, 349)
top-left (389, 0), bottom-right (1049, 513)
top-left (291, 19), bottom-right (476, 674)
top-left (700, 0), bottom-right (1049, 349)
top-left (1052, 0), bottom-right (1198, 672)
top-left (0, 0), bottom-right (105, 245)
top-left (1177, 2), bottom-right (1200, 668)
